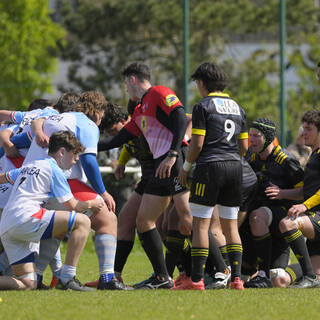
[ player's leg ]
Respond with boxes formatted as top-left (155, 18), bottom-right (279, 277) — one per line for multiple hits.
top-left (114, 190), bottom-right (141, 281)
top-left (279, 215), bottom-right (320, 288)
top-left (134, 193), bottom-right (173, 289)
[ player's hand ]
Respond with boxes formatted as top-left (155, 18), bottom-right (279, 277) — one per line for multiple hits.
top-left (90, 198), bottom-right (104, 211)
top-left (101, 191), bottom-right (116, 213)
top-left (114, 164), bottom-right (125, 181)
top-left (265, 183), bottom-right (282, 200)
top-left (178, 214), bottom-right (192, 236)
top-left (4, 143), bottom-right (21, 158)
top-left (178, 169), bottom-right (189, 187)
top-left (287, 204), bottom-right (307, 219)
top-left (155, 156), bottom-right (176, 179)
top-left (36, 132), bottom-right (50, 148)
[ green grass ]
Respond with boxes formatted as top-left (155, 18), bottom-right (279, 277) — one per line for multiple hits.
top-left (0, 235), bottom-right (319, 320)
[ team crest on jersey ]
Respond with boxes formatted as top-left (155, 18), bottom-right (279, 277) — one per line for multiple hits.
top-left (165, 94), bottom-right (179, 107)
top-left (142, 102), bottom-right (149, 112)
top-left (141, 116), bottom-right (147, 131)
top-left (213, 98), bottom-right (240, 115)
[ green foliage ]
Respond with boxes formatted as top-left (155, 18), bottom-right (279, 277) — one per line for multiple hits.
top-left (58, 0), bottom-right (320, 144)
top-left (0, 0), bottom-right (65, 109)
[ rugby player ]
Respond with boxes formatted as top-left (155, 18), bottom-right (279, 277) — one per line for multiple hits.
top-left (0, 131), bottom-right (102, 291)
top-left (175, 62), bottom-right (247, 290)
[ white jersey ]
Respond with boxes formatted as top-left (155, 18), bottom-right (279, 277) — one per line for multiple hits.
top-left (0, 157), bottom-right (73, 235)
top-left (11, 107), bottom-right (58, 135)
top-left (23, 112), bottom-right (99, 182)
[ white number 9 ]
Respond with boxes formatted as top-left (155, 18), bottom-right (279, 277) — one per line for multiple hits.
top-left (224, 119), bottom-right (235, 141)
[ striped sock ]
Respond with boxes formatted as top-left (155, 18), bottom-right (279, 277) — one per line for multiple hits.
top-left (191, 247), bottom-right (209, 282)
top-left (227, 243), bottom-right (243, 281)
top-left (283, 229), bottom-right (315, 277)
top-left (94, 234), bottom-right (116, 282)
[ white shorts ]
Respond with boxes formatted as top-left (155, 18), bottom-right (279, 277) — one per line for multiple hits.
top-left (189, 202), bottom-right (214, 219)
top-left (45, 179), bottom-right (101, 217)
top-left (1, 209), bottom-right (55, 265)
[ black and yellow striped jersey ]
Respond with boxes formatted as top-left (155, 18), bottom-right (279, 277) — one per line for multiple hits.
top-left (248, 145), bottom-right (304, 209)
top-left (191, 92), bottom-right (247, 163)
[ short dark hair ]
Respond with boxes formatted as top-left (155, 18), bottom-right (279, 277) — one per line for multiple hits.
top-left (100, 103), bottom-right (128, 132)
top-left (191, 62), bottom-right (228, 92)
top-left (121, 62), bottom-right (151, 81)
top-left (302, 110), bottom-right (320, 131)
top-left (48, 131), bottom-right (84, 154)
top-left (28, 99), bottom-right (51, 111)
top-left (53, 92), bottom-right (80, 113)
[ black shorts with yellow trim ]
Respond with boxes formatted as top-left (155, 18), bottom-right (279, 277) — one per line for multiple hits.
top-left (306, 211), bottom-right (320, 242)
top-left (189, 160), bottom-right (242, 207)
top-left (144, 146), bottom-right (187, 197)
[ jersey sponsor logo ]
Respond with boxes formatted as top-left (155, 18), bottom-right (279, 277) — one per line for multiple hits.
top-left (0, 185), bottom-right (9, 193)
top-left (48, 114), bottom-right (64, 122)
top-left (141, 116), bottom-right (147, 131)
top-left (20, 166), bottom-right (40, 178)
top-left (213, 98), bottom-right (240, 115)
top-left (165, 94), bottom-right (179, 107)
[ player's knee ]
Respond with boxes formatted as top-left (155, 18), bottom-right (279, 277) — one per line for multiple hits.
top-left (249, 211), bottom-right (266, 228)
top-left (76, 214), bottom-right (91, 232)
top-left (271, 276), bottom-right (290, 288)
top-left (279, 218), bottom-right (294, 233)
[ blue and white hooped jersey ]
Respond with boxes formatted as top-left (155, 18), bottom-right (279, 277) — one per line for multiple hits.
top-left (11, 107), bottom-right (59, 136)
top-left (23, 112), bottom-right (99, 181)
top-left (0, 157), bottom-right (73, 235)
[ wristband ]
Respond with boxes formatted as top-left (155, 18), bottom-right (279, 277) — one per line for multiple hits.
top-left (167, 151), bottom-right (178, 158)
top-left (183, 161), bottom-right (192, 171)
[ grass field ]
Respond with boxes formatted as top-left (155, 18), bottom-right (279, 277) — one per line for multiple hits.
top-left (0, 234), bottom-right (319, 320)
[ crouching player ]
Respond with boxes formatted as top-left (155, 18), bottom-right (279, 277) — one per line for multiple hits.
top-left (0, 131), bottom-right (103, 291)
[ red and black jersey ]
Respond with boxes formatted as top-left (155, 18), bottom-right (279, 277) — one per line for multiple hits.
top-left (124, 85), bottom-right (187, 159)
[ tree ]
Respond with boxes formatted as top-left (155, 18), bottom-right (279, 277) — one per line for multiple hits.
top-left (0, 0), bottom-right (65, 109)
top-left (58, 0), bottom-right (320, 143)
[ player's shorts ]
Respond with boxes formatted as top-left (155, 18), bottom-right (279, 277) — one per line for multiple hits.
top-left (144, 147), bottom-right (187, 197)
top-left (190, 160), bottom-right (242, 207)
top-left (134, 176), bottom-right (150, 195)
top-left (240, 182), bottom-right (258, 212)
top-left (306, 239), bottom-right (320, 256)
top-left (306, 211), bottom-right (320, 242)
top-left (1, 208), bottom-right (55, 265)
top-left (45, 179), bottom-right (101, 217)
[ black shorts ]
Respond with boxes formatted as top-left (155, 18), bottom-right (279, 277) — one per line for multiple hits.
top-left (306, 211), bottom-right (320, 242)
top-left (134, 176), bottom-right (151, 195)
top-left (240, 182), bottom-right (258, 212)
top-left (144, 146), bottom-right (187, 197)
top-left (190, 160), bottom-right (242, 207)
top-left (306, 239), bottom-right (320, 257)
top-left (269, 206), bottom-right (288, 238)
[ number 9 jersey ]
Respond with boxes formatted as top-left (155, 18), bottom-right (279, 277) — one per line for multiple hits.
top-left (191, 92), bottom-right (247, 164)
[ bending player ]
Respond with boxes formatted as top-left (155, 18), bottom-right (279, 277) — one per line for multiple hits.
top-left (0, 131), bottom-right (103, 291)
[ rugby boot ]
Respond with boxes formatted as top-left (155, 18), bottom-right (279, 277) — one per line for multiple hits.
top-left (56, 277), bottom-right (94, 292)
top-left (97, 276), bottom-right (133, 290)
top-left (230, 277), bottom-right (244, 290)
top-left (175, 273), bottom-right (189, 286)
top-left (206, 271), bottom-right (231, 289)
top-left (171, 277), bottom-right (205, 291)
top-left (136, 275), bottom-right (174, 289)
top-left (289, 275), bottom-right (320, 288)
top-left (133, 273), bottom-right (156, 289)
top-left (244, 275), bottom-right (272, 288)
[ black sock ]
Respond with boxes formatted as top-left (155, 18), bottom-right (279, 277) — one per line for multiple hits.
top-left (191, 247), bottom-right (209, 282)
top-left (114, 240), bottom-right (134, 274)
top-left (253, 233), bottom-right (272, 278)
top-left (138, 228), bottom-right (169, 279)
top-left (285, 263), bottom-right (303, 284)
top-left (219, 245), bottom-right (230, 266)
top-left (208, 231), bottom-right (228, 273)
top-left (227, 243), bottom-right (243, 281)
top-left (180, 239), bottom-right (192, 277)
top-left (165, 230), bottom-right (185, 277)
top-left (282, 229), bottom-right (315, 278)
